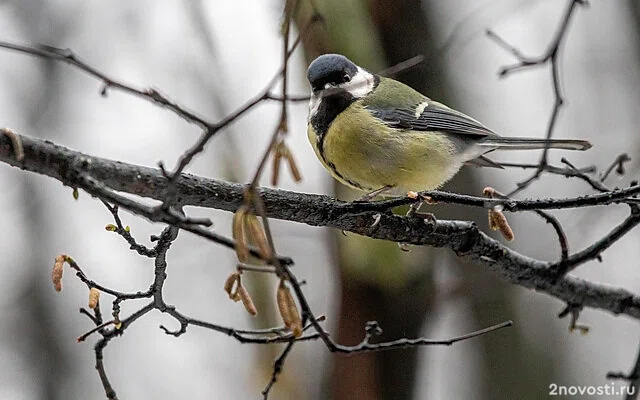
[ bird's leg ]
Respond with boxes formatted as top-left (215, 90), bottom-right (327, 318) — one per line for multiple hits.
top-left (406, 201), bottom-right (423, 217)
top-left (405, 193), bottom-right (437, 224)
top-left (357, 185), bottom-right (394, 202)
top-left (398, 193), bottom-right (437, 251)
top-left (403, 201), bottom-right (437, 228)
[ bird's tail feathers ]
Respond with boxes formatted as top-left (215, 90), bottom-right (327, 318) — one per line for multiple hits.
top-left (479, 137), bottom-right (591, 151)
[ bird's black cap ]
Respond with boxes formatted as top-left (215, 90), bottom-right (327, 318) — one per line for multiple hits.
top-left (307, 54), bottom-right (358, 92)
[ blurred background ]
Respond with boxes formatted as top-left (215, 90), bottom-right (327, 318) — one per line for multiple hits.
top-left (1, 0), bottom-right (639, 399)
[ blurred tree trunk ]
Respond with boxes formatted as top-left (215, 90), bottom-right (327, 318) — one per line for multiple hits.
top-left (631, 0), bottom-right (640, 37)
top-left (418, 1), bottom-right (556, 398)
top-left (9, 56), bottom-right (72, 400)
top-left (8, 5), bottom-right (79, 399)
top-left (417, 0), bottom-right (557, 398)
top-left (297, 1), bottom-right (439, 399)
top-left (297, 0), bottom-right (556, 399)
top-left (15, 182), bottom-right (72, 400)
top-left (297, 1), bottom-right (436, 399)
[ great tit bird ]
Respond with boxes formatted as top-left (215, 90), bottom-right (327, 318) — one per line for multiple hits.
top-left (306, 54), bottom-right (591, 198)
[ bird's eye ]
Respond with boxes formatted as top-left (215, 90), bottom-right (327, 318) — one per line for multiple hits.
top-left (343, 74), bottom-right (351, 82)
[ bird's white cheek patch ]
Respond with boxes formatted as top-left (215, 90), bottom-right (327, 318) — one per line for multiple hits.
top-left (345, 67), bottom-right (375, 98)
top-left (414, 101), bottom-right (429, 118)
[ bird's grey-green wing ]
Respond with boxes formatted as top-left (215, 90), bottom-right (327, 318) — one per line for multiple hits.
top-left (360, 77), bottom-right (502, 166)
top-left (368, 101), bottom-right (503, 167)
top-left (360, 75), bottom-right (494, 139)
top-left (368, 99), bottom-right (495, 137)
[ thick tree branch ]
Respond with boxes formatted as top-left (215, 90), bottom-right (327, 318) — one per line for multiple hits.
top-left (2, 132), bottom-right (640, 321)
top-left (2, 133), bottom-right (639, 216)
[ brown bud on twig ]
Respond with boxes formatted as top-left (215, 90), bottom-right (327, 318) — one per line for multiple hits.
top-left (223, 272), bottom-right (241, 302)
top-left (276, 280), bottom-right (303, 337)
top-left (271, 146), bottom-right (282, 186)
top-left (245, 215), bottom-right (273, 260)
top-left (288, 306), bottom-right (303, 338)
top-left (488, 208), bottom-right (514, 241)
top-left (223, 272), bottom-right (257, 315)
top-left (112, 308), bottom-right (121, 327)
top-left (88, 287), bottom-right (100, 309)
top-left (483, 186), bottom-right (514, 241)
top-left (272, 141), bottom-right (302, 186)
top-left (277, 280), bottom-right (292, 327)
top-left (483, 186), bottom-right (497, 197)
top-left (488, 209), bottom-right (499, 231)
top-left (284, 148), bottom-right (302, 182)
top-left (422, 195), bottom-right (435, 205)
top-left (237, 285), bottom-right (258, 316)
top-left (569, 323), bottom-right (590, 335)
top-left (406, 191), bottom-right (419, 199)
top-left (52, 255), bottom-right (66, 292)
top-left (232, 206), bottom-right (250, 263)
top-left (1, 127), bottom-right (24, 161)
top-left (105, 224), bottom-right (117, 231)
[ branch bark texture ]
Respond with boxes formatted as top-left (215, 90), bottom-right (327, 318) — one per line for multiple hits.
top-left (2, 132), bottom-right (640, 320)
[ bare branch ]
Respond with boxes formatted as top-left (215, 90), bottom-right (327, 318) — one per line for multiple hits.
top-left (0, 42), bottom-right (213, 128)
top-left (325, 320), bottom-right (513, 354)
top-left (550, 205), bottom-right (640, 277)
top-left (533, 210), bottom-right (569, 262)
top-left (607, 339), bottom-right (640, 400)
top-left (487, 0), bottom-right (588, 196)
top-left (262, 341), bottom-right (295, 399)
top-left (601, 153), bottom-right (632, 182)
top-left (4, 133), bottom-right (640, 321)
top-left (2, 133), bottom-right (638, 217)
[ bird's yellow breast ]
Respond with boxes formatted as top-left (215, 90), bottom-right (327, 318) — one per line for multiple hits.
top-left (308, 102), bottom-right (460, 195)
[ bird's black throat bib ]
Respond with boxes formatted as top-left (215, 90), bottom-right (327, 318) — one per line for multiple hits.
top-left (310, 92), bottom-right (356, 138)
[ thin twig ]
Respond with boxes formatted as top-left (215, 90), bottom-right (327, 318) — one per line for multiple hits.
top-left (607, 338), bottom-right (640, 400)
top-left (262, 340), bottom-right (295, 399)
top-left (377, 54), bottom-right (425, 77)
top-left (533, 210), bottom-right (569, 261)
top-left (601, 153), bottom-right (631, 182)
top-left (558, 303), bottom-right (589, 333)
top-left (79, 173), bottom-right (294, 265)
top-left (560, 157), bottom-right (610, 192)
top-left (498, 161), bottom-right (595, 175)
top-left (329, 320), bottom-right (513, 353)
top-left (550, 204), bottom-right (640, 277)
top-left (0, 42), bottom-right (212, 128)
top-left (483, 187), bottom-right (569, 261)
top-left (100, 201), bottom-right (158, 257)
top-left (487, 0), bottom-right (587, 196)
